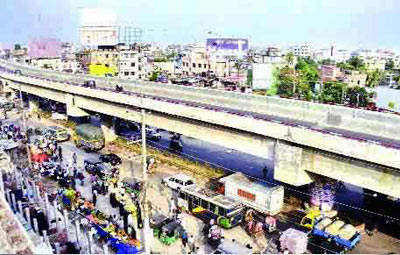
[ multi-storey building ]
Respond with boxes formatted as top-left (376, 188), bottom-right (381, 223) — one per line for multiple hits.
top-left (289, 43), bottom-right (314, 58)
top-left (117, 44), bottom-right (149, 80)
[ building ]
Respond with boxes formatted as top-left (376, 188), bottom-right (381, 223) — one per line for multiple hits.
top-left (339, 70), bottom-right (367, 87)
top-left (117, 44), bottom-right (149, 80)
top-left (363, 57), bottom-right (386, 71)
top-left (334, 49), bottom-right (351, 63)
top-left (181, 43), bottom-right (211, 77)
top-left (320, 65), bottom-right (341, 82)
top-left (31, 58), bottom-right (61, 70)
top-left (289, 43), bottom-right (314, 58)
top-left (11, 47), bottom-right (29, 63)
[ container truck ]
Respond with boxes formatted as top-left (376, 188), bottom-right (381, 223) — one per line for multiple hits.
top-left (218, 172), bottom-right (284, 215)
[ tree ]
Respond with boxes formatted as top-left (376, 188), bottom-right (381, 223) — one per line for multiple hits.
top-left (319, 82), bottom-right (347, 104)
top-left (277, 66), bottom-right (296, 97)
top-left (388, 101), bottom-right (396, 110)
top-left (366, 69), bottom-right (384, 88)
top-left (14, 44), bottom-right (21, 50)
top-left (346, 86), bottom-right (369, 107)
top-left (285, 52), bottom-right (295, 66)
top-left (385, 59), bottom-right (395, 71)
top-left (348, 56), bottom-right (365, 71)
top-left (149, 71), bottom-right (159, 81)
top-left (320, 59), bottom-right (335, 65)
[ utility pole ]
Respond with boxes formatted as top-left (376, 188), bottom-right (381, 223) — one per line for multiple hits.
top-left (141, 109), bottom-right (151, 253)
top-left (19, 84), bottom-right (32, 169)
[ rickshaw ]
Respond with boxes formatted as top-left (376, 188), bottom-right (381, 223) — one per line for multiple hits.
top-left (207, 225), bottom-right (224, 249)
top-left (159, 220), bottom-right (183, 245)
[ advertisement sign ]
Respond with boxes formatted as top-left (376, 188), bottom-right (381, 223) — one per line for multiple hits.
top-left (28, 38), bottom-right (61, 59)
top-left (206, 38), bottom-right (249, 52)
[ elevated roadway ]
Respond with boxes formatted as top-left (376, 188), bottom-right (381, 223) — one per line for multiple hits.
top-left (1, 61), bottom-right (399, 198)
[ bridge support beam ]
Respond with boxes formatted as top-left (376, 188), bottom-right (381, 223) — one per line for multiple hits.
top-left (274, 141), bottom-right (314, 186)
top-left (101, 115), bottom-right (117, 144)
top-left (66, 94), bottom-right (89, 117)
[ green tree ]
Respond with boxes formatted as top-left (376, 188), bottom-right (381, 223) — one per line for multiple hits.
top-left (388, 101), bottom-right (396, 110)
top-left (346, 86), bottom-right (369, 107)
top-left (285, 52), bottom-right (295, 66)
top-left (319, 82), bottom-right (347, 104)
top-left (149, 71), bottom-right (160, 81)
top-left (385, 59), bottom-right (395, 71)
top-left (277, 66), bottom-right (296, 97)
top-left (366, 69), bottom-right (384, 88)
top-left (320, 59), bottom-right (335, 65)
top-left (348, 56), bottom-right (365, 71)
top-left (267, 67), bottom-right (280, 96)
top-left (14, 44), bottom-right (21, 50)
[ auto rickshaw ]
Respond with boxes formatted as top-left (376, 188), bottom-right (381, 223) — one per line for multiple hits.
top-left (159, 220), bottom-right (183, 245)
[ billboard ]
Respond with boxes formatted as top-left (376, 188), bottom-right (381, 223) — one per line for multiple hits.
top-left (206, 38), bottom-right (249, 52)
top-left (80, 8), bottom-right (118, 46)
top-left (28, 38), bottom-right (61, 59)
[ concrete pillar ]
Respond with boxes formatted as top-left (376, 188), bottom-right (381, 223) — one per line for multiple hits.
top-left (28, 96), bottom-right (39, 112)
top-left (273, 140), bottom-right (313, 186)
top-left (65, 94), bottom-right (89, 117)
top-left (101, 115), bottom-right (117, 143)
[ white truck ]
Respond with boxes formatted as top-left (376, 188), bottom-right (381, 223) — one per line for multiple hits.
top-left (219, 172), bottom-right (284, 215)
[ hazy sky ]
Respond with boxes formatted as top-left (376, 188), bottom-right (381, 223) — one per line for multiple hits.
top-left (0, 0), bottom-right (399, 50)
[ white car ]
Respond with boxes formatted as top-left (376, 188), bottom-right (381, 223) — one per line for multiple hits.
top-left (162, 174), bottom-right (195, 190)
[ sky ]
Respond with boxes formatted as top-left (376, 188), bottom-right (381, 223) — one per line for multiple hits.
top-left (0, 0), bottom-right (399, 50)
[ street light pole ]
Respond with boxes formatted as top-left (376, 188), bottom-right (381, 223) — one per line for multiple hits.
top-left (19, 84), bottom-right (32, 169)
top-left (141, 109), bottom-right (151, 253)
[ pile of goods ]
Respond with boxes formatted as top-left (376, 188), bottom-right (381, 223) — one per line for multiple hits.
top-left (279, 228), bottom-right (308, 254)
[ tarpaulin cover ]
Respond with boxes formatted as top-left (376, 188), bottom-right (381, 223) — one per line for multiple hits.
top-left (279, 228), bottom-right (308, 254)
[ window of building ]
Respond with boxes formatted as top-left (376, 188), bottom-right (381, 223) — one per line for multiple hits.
top-left (138, 66), bottom-right (142, 71)
top-left (139, 74), bottom-right (142, 79)
top-left (131, 72), bottom-right (135, 75)
top-left (124, 72), bottom-right (129, 76)
top-left (203, 64), bottom-right (207, 68)
top-left (131, 62), bottom-right (135, 67)
top-left (192, 63), bottom-right (196, 68)
top-left (237, 189), bottom-right (256, 201)
top-left (198, 63), bottom-right (202, 68)
top-left (105, 54), bottom-right (109, 58)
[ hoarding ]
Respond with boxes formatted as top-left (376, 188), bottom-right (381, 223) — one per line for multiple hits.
top-left (80, 8), bottom-right (118, 46)
top-left (206, 38), bottom-right (249, 52)
top-left (28, 38), bottom-right (61, 59)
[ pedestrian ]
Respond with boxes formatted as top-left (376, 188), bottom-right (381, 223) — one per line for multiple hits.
top-left (263, 166), bottom-right (268, 179)
top-left (72, 152), bottom-right (77, 166)
top-left (188, 235), bottom-right (195, 253)
top-left (168, 197), bottom-right (176, 216)
top-left (58, 146), bottom-right (63, 162)
top-left (37, 112), bottom-right (41, 121)
top-left (92, 189), bottom-right (97, 206)
top-left (181, 230), bottom-right (188, 248)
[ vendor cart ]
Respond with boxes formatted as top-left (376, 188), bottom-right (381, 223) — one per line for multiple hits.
top-left (159, 220), bottom-right (183, 245)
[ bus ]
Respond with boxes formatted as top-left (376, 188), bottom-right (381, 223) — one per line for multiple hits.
top-left (177, 186), bottom-right (244, 229)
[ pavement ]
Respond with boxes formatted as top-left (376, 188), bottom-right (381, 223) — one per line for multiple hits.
top-left (3, 106), bottom-right (400, 254)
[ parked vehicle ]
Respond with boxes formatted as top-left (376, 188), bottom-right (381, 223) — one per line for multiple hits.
top-left (116, 120), bottom-right (161, 141)
top-left (83, 159), bottom-right (110, 179)
top-left (73, 124), bottom-right (104, 151)
top-left (14, 69), bottom-right (22, 75)
top-left (295, 210), bottom-right (362, 251)
top-left (99, 153), bottom-right (122, 165)
top-left (162, 174), bottom-right (195, 190)
top-left (177, 186), bottom-right (245, 229)
top-left (159, 220), bottom-right (183, 245)
top-left (218, 172), bottom-right (284, 215)
top-left (83, 80), bottom-right (96, 88)
top-left (46, 126), bottom-right (70, 142)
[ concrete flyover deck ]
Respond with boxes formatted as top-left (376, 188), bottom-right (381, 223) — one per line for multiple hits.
top-left (1, 64), bottom-right (400, 198)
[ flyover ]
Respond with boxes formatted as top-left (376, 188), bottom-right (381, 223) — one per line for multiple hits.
top-left (1, 61), bottom-right (399, 198)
